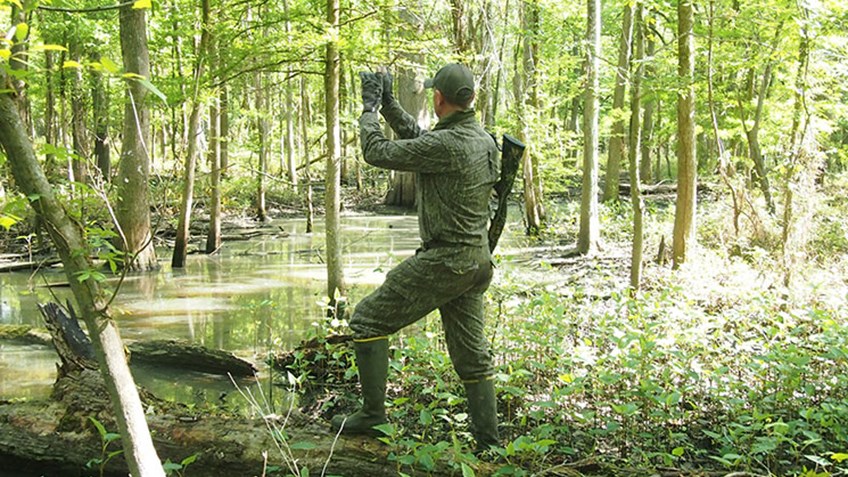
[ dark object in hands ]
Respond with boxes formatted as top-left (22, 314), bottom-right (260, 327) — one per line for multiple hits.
top-left (359, 72), bottom-right (383, 113)
top-left (488, 134), bottom-right (525, 253)
top-left (380, 70), bottom-right (394, 106)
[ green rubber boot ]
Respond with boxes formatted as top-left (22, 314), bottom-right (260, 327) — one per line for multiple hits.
top-left (331, 338), bottom-right (389, 435)
top-left (464, 378), bottom-right (500, 453)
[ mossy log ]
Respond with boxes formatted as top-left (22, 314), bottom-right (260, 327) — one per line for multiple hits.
top-left (0, 307), bottom-right (478, 475)
top-left (127, 340), bottom-right (257, 376)
top-left (0, 396), bottom-right (460, 476)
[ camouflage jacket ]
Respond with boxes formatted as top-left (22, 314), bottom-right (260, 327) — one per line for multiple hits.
top-left (360, 101), bottom-right (500, 250)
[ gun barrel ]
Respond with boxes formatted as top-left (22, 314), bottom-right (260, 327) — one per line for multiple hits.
top-left (488, 134), bottom-right (526, 252)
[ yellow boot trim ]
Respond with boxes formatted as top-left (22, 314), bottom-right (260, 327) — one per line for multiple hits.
top-left (353, 336), bottom-right (389, 343)
top-left (462, 375), bottom-right (495, 384)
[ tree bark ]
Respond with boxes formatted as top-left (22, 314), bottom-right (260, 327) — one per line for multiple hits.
top-left (301, 75), bottom-right (315, 234)
top-left (255, 70), bottom-right (269, 222)
top-left (172, 0), bottom-right (211, 268)
top-left (45, 50), bottom-right (58, 172)
top-left (9, 1), bottom-right (32, 135)
top-left (519, 0), bottom-right (544, 235)
top-left (325, 0), bottom-right (345, 310)
top-left (578, 0), bottom-right (601, 255)
top-left (639, 15), bottom-right (656, 184)
top-left (220, 84), bottom-right (229, 175)
top-left (602, 3), bottom-right (634, 203)
top-left (69, 38), bottom-right (89, 187)
top-left (385, 7), bottom-right (428, 208)
top-left (117, 3), bottom-right (158, 271)
top-left (283, 0), bottom-right (298, 192)
top-left (628, 6), bottom-right (645, 291)
top-left (0, 73), bottom-right (165, 477)
top-left (91, 51), bottom-right (111, 182)
top-left (672, 0), bottom-right (698, 268)
top-left (206, 86), bottom-right (222, 254)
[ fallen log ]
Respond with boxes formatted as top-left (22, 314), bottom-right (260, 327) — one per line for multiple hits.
top-left (0, 325), bottom-right (258, 378)
top-left (0, 257), bottom-right (61, 272)
top-left (617, 181), bottom-right (713, 196)
top-left (0, 323), bottom-right (52, 345)
top-left (128, 339), bottom-right (257, 377)
top-left (0, 395), bottom-right (469, 476)
top-left (0, 304), bottom-right (491, 476)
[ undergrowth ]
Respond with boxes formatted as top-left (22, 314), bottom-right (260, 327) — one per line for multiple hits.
top-left (280, 185), bottom-right (848, 476)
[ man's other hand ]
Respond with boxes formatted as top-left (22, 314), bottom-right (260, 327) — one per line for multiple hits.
top-left (360, 72), bottom-right (383, 113)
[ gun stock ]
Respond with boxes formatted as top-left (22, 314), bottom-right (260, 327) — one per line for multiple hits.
top-left (488, 134), bottom-right (525, 252)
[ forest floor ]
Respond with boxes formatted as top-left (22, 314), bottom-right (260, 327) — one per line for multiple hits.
top-left (278, 180), bottom-right (848, 477)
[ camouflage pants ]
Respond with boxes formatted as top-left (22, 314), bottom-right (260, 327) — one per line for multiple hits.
top-left (350, 244), bottom-right (494, 381)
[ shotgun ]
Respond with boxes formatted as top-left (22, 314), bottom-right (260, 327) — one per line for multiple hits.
top-left (488, 134), bottom-right (526, 253)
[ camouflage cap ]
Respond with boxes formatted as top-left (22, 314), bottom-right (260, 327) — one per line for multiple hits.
top-left (424, 63), bottom-right (475, 105)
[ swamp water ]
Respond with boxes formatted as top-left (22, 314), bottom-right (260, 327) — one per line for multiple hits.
top-left (0, 213), bottom-right (524, 411)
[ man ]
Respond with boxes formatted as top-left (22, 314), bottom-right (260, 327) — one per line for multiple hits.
top-left (330, 63), bottom-right (501, 452)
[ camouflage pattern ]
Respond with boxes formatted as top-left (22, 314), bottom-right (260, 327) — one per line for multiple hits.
top-left (352, 100), bottom-right (499, 381)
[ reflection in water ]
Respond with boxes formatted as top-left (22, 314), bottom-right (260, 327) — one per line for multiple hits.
top-left (0, 215), bottom-right (422, 402)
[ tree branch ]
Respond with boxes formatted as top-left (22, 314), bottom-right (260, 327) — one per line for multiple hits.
top-left (38, 1), bottom-right (134, 14)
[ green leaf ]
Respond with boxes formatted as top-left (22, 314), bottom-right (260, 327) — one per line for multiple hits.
top-left (136, 77), bottom-right (167, 102)
top-left (372, 423), bottom-right (395, 437)
top-left (672, 447), bottom-right (685, 457)
top-left (0, 213), bottom-right (20, 230)
top-left (832, 453), bottom-right (848, 463)
top-left (805, 455), bottom-right (832, 467)
top-left (33, 44), bottom-right (67, 52)
top-left (104, 432), bottom-right (121, 443)
top-left (62, 60), bottom-right (82, 69)
top-left (418, 453), bottom-right (435, 470)
top-left (180, 453), bottom-right (198, 466)
top-left (89, 417), bottom-right (107, 438)
top-left (132, 0), bottom-right (151, 9)
top-left (101, 56), bottom-right (120, 74)
top-left (163, 461), bottom-right (183, 471)
top-left (0, 49), bottom-right (10, 61)
top-left (14, 23), bottom-right (28, 42)
top-left (461, 462), bottom-right (475, 477)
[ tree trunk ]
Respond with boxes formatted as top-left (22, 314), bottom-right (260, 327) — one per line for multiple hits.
top-left (91, 52), bottom-right (111, 182)
top-left (172, 0), bottom-right (211, 268)
top-left (639, 16), bottom-right (656, 184)
top-left (69, 39), bottom-right (89, 187)
top-left (578, 0), bottom-right (601, 255)
top-left (0, 72), bottom-right (165, 477)
top-left (477, 0), bottom-right (496, 129)
top-left (520, 0), bottom-right (544, 235)
top-left (744, 65), bottom-right (776, 214)
top-left (301, 75), bottom-right (314, 234)
top-left (325, 0), bottom-right (345, 310)
top-left (602, 2), bottom-right (634, 202)
top-left (206, 88), bottom-right (221, 254)
top-left (385, 8), bottom-right (428, 208)
top-left (283, 0), bottom-right (298, 191)
top-left (9, 1), bottom-right (32, 135)
top-left (255, 70), bottom-right (269, 222)
top-left (628, 6), bottom-right (645, 291)
top-left (45, 50), bottom-right (58, 172)
top-left (117, 3), bottom-right (158, 271)
top-left (220, 84), bottom-right (229, 175)
top-left (672, 0), bottom-right (698, 268)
